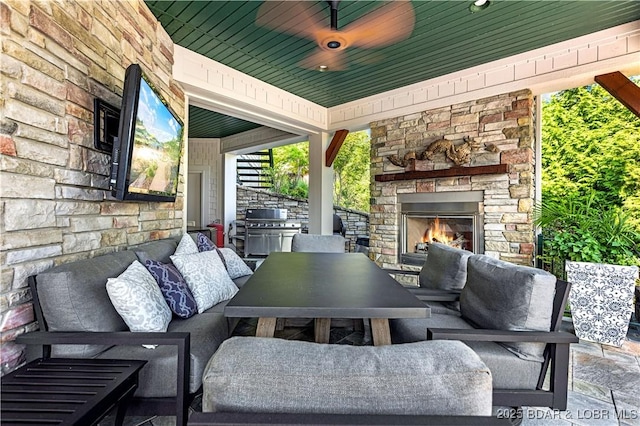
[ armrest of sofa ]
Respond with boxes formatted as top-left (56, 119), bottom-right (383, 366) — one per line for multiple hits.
top-left (426, 328), bottom-right (578, 344)
top-left (17, 330), bottom-right (190, 347)
top-left (408, 288), bottom-right (461, 302)
top-left (383, 268), bottom-right (420, 276)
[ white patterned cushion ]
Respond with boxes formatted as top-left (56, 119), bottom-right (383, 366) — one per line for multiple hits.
top-left (218, 248), bottom-right (253, 279)
top-left (106, 260), bottom-right (171, 332)
top-left (170, 251), bottom-right (239, 313)
top-left (566, 261), bottom-right (638, 347)
top-left (175, 233), bottom-right (199, 256)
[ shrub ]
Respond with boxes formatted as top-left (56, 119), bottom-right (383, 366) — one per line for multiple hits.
top-left (534, 191), bottom-right (640, 278)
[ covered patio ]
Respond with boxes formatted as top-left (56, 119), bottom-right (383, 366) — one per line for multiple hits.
top-left (1, 1), bottom-right (639, 425)
top-left (156, 1), bottom-right (640, 241)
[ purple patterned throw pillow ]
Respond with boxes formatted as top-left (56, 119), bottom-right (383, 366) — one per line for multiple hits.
top-left (144, 260), bottom-right (197, 319)
top-left (197, 232), bottom-right (216, 251)
top-left (196, 232), bottom-right (228, 270)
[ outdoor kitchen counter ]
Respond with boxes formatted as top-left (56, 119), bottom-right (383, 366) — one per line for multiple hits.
top-left (224, 252), bottom-right (430, 345)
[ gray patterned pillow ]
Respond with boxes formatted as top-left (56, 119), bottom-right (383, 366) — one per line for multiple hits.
top-left (175, 233), bottom-right (199, 256)
top-left (218, 248), bottom-right (253, 279)
top-left (170, 251), bottom-right (239, 313)
top-left (106, 261), bottom-right (172, 332)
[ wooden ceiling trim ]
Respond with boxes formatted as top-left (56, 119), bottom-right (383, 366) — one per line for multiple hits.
top-left (326, 130), bottom-right (349, 167)
top-left (595, 72), bottom-right (640, 118)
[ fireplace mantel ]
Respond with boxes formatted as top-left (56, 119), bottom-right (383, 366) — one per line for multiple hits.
top-left (374, 164), bottom-right (508, 182)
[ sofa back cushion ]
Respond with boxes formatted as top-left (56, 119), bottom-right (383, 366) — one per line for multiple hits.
top-left (131, 237), bottom-right (179, 264)
top-left (35, 250), bottom-right (137, 357)
top-left (419, 243), bottom-right (472, 291)
top-left (460, 254), bottom-right (556, 362)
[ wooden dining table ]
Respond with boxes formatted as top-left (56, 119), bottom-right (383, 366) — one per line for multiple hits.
top-left (224, 252), bottom-right (430, 345)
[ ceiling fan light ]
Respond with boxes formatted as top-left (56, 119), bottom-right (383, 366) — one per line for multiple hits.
top-left (327, 40), bottom-right (341, 49)
top-left (317, 65), bottom-right (329, 72)
top-left (469, 0), bottom-right (490, 13)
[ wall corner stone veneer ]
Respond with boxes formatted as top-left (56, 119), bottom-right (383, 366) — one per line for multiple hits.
top-left (0, 0), bottom-right (185, 374)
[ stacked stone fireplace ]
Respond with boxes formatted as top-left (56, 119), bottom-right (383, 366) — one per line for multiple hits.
top-left (370, 89), bottom-right (536, 269)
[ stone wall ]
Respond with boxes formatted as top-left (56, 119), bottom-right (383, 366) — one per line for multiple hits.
top-left (0, 0), bottom-right (185, 373)
top-left (370, 90), bottom-right (535, 268)
top-left (236, 186), bottom-right (369, 252)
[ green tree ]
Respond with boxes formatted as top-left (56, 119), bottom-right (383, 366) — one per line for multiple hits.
top-left (269, 131), bottom-right (371, 212)
top-left (270, 142), bottom-right (309, 198)
top-left (541, 77), bottom-right (640, 228)
top-left (333, 131), bottom-right (370, 212)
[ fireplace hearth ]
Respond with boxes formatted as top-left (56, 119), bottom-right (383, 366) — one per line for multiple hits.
top-left (398, 192), bottom-right (484, 266)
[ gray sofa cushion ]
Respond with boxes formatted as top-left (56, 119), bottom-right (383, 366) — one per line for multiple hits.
top-left (96, 310), bottom-right (230, 397)
top-left (36, 250), bottom-right (136, 357)
top-left (425, 301), bottom-right (462, 316)
top-left (464, 341), bottom-right (542, 390)
top-left (131, 237), bottom-right (179, 264)
top-left (202, 337), bottom-right (492, 416)
top-left (460, 255), bottom-right (556, 362)
top-left (389, 314), bottom-right (542, 390)
top-left (390, 313), bottom-right (476, 342)
top-left (291, 234), bottom-right (346, 252)
top-left (231, 274), bottom-right (252, 289)
top-left (419, 243), bottom-right (472, 291)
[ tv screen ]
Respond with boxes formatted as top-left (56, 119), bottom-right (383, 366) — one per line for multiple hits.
top-left (111, 64), bottom-right (184, 202)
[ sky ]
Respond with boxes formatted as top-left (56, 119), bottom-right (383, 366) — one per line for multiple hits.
top-left (137, 78), bottom-right (182, 143)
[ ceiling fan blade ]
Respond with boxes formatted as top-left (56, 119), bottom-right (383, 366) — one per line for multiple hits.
top-left (256, 1), bottom-right (325, 40)
top-left (341, 1), bottom-right (415, 49)
top-left (299, 49), bottom-right (347, 71)
top-left (352, 51), bottom-right (385, 66)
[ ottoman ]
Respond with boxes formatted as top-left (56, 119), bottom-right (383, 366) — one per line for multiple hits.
top-left (202, 337), bottom-right (492, 416)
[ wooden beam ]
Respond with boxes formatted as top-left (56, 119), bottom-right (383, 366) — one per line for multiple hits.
top-left (325, 129), bottom-right (349, 167)
top-left (374, 164), bottom-right (508, 182)
top-left (594, 72), bottom-right (640, 118)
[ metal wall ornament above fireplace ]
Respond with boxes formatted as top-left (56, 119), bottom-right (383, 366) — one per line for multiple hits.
top-left (398, 191), bottom-right (484, 266)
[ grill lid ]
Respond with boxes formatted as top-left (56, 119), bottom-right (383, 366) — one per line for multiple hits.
top-left (246, 208), bottom-right (288, 221)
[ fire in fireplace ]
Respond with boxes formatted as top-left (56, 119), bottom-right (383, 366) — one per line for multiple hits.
top-left (413, 216), bottom-right (473, 253)
top-left (398, 192), bottom-right (484, 265)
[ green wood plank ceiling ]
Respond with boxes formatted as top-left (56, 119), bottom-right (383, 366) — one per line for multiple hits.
top-left (145, 1), bottom-right (640, 138)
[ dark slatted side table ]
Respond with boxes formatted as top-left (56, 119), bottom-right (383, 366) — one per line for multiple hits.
top-left (1, 358), bottom-right (146, 426)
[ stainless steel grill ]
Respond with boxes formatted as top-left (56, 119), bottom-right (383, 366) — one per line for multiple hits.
top-left (244, 208), bottom-right (301, 257)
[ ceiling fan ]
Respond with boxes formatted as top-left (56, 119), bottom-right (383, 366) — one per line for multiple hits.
top-left (256, 1), bottom-right (415, 71)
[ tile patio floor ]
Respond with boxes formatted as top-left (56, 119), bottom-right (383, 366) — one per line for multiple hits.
top-left (121, 319), bottom-right (640, 426)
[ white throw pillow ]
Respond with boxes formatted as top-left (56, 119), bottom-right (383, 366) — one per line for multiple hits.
top-left (106, 260), bottom-right (172, 332)
top-left (174, 233), bottom-right (199, 256)
top-left (218, 248), bottom-right (253, 279)
top-left (170, 251), bottom-right (239, 313)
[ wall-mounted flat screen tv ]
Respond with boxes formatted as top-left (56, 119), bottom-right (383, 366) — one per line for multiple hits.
top-left (111, 64), bottom-right (184, 202)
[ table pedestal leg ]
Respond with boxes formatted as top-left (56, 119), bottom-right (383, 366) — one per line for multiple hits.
top-left (370, 318), bottom-right (391, 346)
top-left (314, 318), bottom-right (331, 343)
top-left (256, 317), bottom-right (277, 337)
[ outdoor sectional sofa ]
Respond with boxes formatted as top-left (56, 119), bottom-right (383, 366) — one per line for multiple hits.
top-left (388, 243), bottom-right (579, 411)
top-left (18, 234), bottom-right (252, 426)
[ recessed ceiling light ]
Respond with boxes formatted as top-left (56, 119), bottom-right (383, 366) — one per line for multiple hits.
top-left (469, 0), bottom-right (490, 13)
top-left (317, 65), bottom-right (329, 72)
